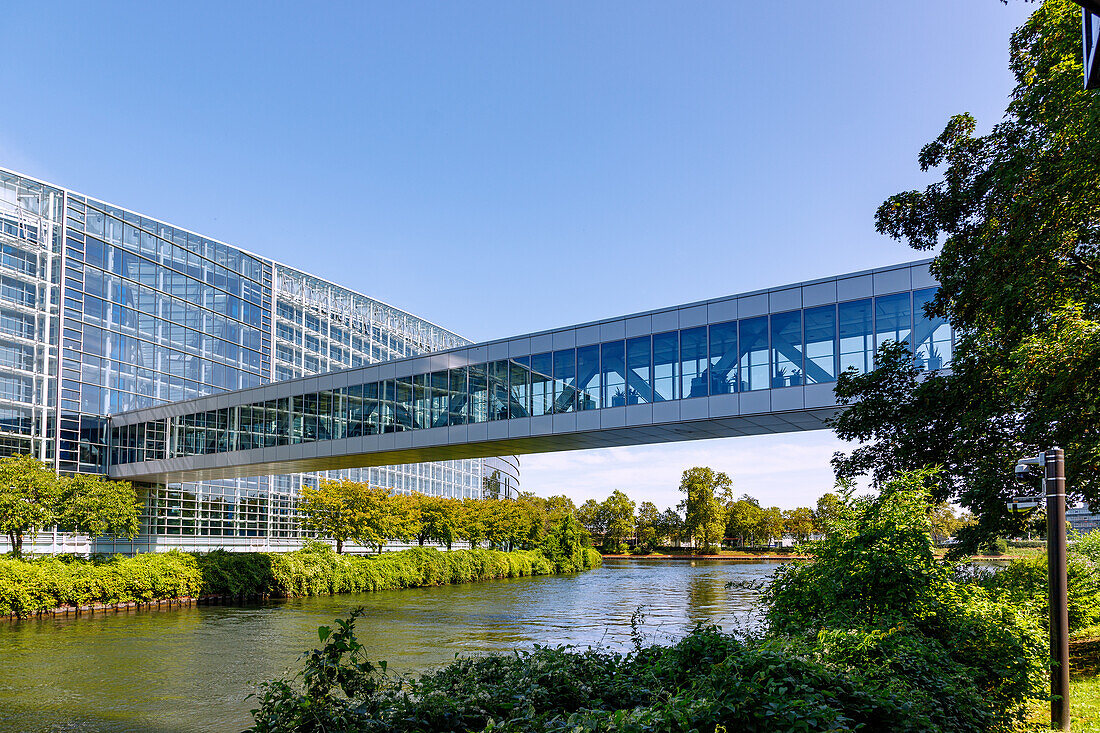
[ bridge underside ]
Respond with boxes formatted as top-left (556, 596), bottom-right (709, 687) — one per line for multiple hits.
top-left (110, 405), bottom-right (839, 483)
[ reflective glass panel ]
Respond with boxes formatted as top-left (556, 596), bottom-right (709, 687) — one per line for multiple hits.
top-left (487, 360), bottom-right (509, 421)
top-left (839, 299), bottom-right (873, 375)
top-left (413, 374), bottom-right (430, 428)
top-left (708, 321), bottom-right (737, 395)
top-left (395, 377), bottom-right (416, 430)
top-left (552, 349), bottom-right (576, 413)
top-left (467, 364), bottom-right (488, 423)
top-left (448, 368), bottom-right (467, 425)
top-left (430, 371), bottom-right (449, 427)
top-left (363, 382), bottom-right (380, 434)
top-left (680, 326), bottom-right (708, 398)
top-left (875, 292), bottom-right (912, 349)
top-left (804, 305), bottom-right (837, 383)
top-left (530, 353), bottom-right (553, 416)
top-left (346, 384), bottom-right (364, 437)
top-left (576, 345), bottom-right (599, 410)
top-left (652, 331), bottom-right (678, 401)
top-left (771, 310), bottom-right (803, 388)
top-left (601, 341), bottom-right (626, 407)
top-left (912, 288), bottom-right (951, 370)
top-left (738, 316), bottom-right (769, 391)
top-left (508, 357), bottom-right (530, 418)
top-left (626, 336), bottom-right (652, 404)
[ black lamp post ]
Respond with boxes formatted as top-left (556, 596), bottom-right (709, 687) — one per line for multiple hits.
top-left (1012, 448), bottom-right (1070, 730)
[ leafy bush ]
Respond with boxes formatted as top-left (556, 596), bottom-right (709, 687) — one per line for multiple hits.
top-left (977, 553), bottom-right (1100, 634)
top-left (0, 545), bottom-right (598, 618)
top-left (248, 472), bottom-right (1046, 732)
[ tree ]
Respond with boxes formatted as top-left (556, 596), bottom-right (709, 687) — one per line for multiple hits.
top-left (414, 495), bottom-right (460, 548)
top-left (782, 507), bottom-right (814, 544)
top-left (298, 480), bottom-right (396, 554)
top-left (600, 490), bottom-right (635, 553)
top-left (757, 507), bottom-right (784, 547)
top-left (833, 0), bottom-right (1100, 548)
top-left (928, 502), bottom-right (964, 544)
top-left (656, 508), bottom-right (684, 546)
top-left (539, 513), bottom-right (589, 572)
top-left (725, 498), bottom-right (763, 548)
top-left (575, 499), bottom-right (605, 541)
top-left (0, 454), bottom-right (59, 556)
top-left (544, 494), bottom-right (576, 522)
top-left (814, 491), bottom-right (845, 536)
top-left (635, 501), bottom-right (661, 552)
top-left (57, 474), bottom-right (140, 540)
top-left (459, 499), bottom-right (488, 549)
top-left (679, 467), bottom-right (730, 553)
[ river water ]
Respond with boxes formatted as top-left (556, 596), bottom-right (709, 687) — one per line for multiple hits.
top-left (0, 558), bottom-right (784, 733)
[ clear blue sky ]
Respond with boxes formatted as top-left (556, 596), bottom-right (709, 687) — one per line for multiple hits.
top-left (2, 1), bottom-right (1035, 509)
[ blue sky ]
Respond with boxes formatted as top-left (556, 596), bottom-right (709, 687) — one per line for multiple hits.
top-left (2, 1), bottom-right (1035, 510)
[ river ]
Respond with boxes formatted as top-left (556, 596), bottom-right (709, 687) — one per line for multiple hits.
top-left (0, 557), bottom-right (784, 733)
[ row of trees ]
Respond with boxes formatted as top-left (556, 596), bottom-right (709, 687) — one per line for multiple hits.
top-left (0, 454), bottom-right (140, 555)
top-left (299, 479), bottom-right (588, 554)
top-left (573, 467), bottom-right (970, 554)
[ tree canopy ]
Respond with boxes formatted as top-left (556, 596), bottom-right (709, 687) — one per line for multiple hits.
top-left (832, 0), bottom-right (1100, 547)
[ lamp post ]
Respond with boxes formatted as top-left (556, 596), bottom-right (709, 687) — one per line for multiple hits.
top-left (1012, 447), bottom-right (1070, 730)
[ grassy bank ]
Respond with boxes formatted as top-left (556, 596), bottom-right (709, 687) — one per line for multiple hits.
top-left (0, 544), bottom-right (602, 618)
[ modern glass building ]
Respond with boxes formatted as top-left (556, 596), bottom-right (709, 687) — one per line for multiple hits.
top-left (0, 167), bottom-right (518, 552)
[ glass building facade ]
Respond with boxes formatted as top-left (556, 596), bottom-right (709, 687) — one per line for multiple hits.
top-left (0, 167), bottom-right (516, 552)
top-left (112, 285), bottom-right (953, 465)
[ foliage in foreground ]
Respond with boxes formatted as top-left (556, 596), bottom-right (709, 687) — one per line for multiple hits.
top-left (248, 472), bottom-right (1047, 732)
top-left (0, 543), bottom-right (601, 618)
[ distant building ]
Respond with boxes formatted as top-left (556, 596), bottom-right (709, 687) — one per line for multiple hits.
top-left (1068, 505), bottom-right (1100, 535)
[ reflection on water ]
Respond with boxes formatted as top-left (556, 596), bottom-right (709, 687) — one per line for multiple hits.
top-left (0, 558), bottom-right (783, 733)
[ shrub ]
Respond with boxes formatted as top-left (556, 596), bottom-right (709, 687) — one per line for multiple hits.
top-left (977, 553), bottom-right (1100, 634)
top-left (0, 546), bottom-right (594, 618)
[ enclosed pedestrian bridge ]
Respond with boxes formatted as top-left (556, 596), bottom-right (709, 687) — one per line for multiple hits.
top-left (108, 260), bottom-right (951, 483)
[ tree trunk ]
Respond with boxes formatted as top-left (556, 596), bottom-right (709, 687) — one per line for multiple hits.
top-left (418, 536), bottom-right (425, 546)
top-left (336, 539), bottom-right (343, 554)
top-left (9, 531), bottom-right (21, 557)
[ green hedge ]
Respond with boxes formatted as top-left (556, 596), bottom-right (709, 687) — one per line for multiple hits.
top-left (0, 544), bottom-right (601, 618)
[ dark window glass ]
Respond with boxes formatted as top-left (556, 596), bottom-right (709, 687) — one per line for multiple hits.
top-left (448, 368), bottom-right (467, 425)
top-left (467, 364), bottom-right (488, 423)
top-left (430, 371), bottom-right (449, 427)
top-left (912, 288), bottom-right (951, 370)
top-left (804, 305), bottom-right (837, 383)
top-left (875, 292), bottom-right (912, 349)
top-left (771, 310), bottom-right (803, 388)
top-left (576, 345), bottom-right (599, 410)
top-left (395, 377), bottom-right (415, 430)
top-left (600, 341), bottom-right (626, 408)
top-left (487, 361), bottom-right (509, 421)
top-left (652, 331), bottom-right (678, 401)
top-left (739, 316), bottom-right (769, 391)
top-left (839, 299), bottom-right (873, 375)
top-left (413, 374), bottom-right (430, 428)
top-left (552, 349), bottom-right (576, 413)
top-left (708, 321), bottom-right (737, 395)
top-left (530, 353), bottom-right (553, 417)
top-left (508, 357), bottom-right (530, 418)
top-left (680, 326), bottom-right (708, 398)
top-left (626, 336), bottom-right (652, 404)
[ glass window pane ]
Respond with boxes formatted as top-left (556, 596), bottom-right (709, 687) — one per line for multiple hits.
top-left (875, 292), bottom-right (912, 350)
top-left (652, 331), bottom-right (678, 401)
top-left (708, 321), bottom-right (737, 395)
top-left (395, 377), bottom-right (416, 430)
top-left (346, 384), bottom-right (364, 437)
top-left (317, 390), bottom-right (333, 440)
top-left (576, 345), bottom-right (599, 410)
top-left (839, 299), bottom-right (873, 375)
top-left (912, 288), bottom-right (951, 370)
top-left (508, 357), bottom-right (530, 418)
top-left (771, 310), bottom-right (803, 388)
top-left (600, 341), bottom-right (626, 407)
top-left (379, 380), bottom-right (397, 433)
top-left (552, 349), bottom-right (576, 413)
top-left (448, 367), bottom-right (467, 425)
top-left (430, 371), bottom-right (449, 428)
top-left (413, 374), bottom-right (430, 428)
top-left (363, 382), bottom-right (380, 434)
top-left (487, 361), bottom-right (509, 421)
top-left (680, 326), bottom-right (708, 398)
top-left (626, 336), bottom-right (652, 404)
top-left (467, 364), bottom-right (488, 423)
top-left (530, 353), bottom-right (553, 417)
top-left (738, 316), bottom-right (769, 391)
top-left (804, 305), bottom-right (837, 383)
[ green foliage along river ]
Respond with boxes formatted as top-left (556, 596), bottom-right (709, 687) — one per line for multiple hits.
top-left (0, 557), bottom-right (777, 733)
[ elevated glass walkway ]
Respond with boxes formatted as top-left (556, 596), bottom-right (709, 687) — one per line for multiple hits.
top-left (108, 260), bottom-right (951, 483)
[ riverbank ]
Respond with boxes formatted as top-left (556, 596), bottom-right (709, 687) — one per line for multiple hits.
top-left (602, 553), bottom-right (812, 560)
top-left (0, 544), bottom-right (602, 619)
